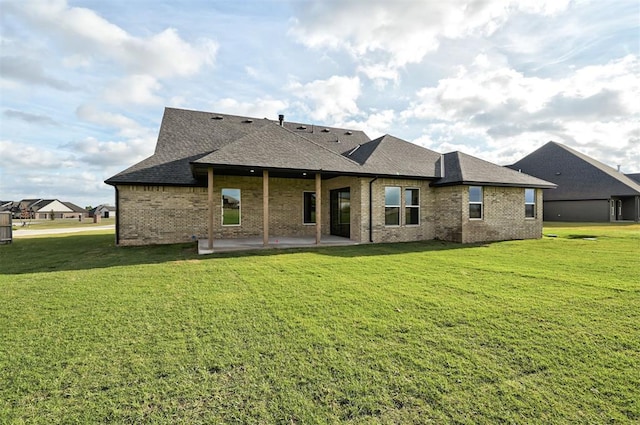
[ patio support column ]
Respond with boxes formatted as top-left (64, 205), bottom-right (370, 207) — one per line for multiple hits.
top-left (263, 170), bottom-right (269, 246)
top-left (315, 172), bottom-right (322, 244)
top-left (207, 167), bottom-right (214, 250)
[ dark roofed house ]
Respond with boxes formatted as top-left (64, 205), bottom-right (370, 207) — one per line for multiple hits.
top-left (106, 107), bottom-right (555, 250)
top-left (510, 141), bottom-right (640, 222)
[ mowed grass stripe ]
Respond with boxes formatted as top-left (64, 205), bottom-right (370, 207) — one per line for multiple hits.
top-left (1, 224), bottom-right (638, 423)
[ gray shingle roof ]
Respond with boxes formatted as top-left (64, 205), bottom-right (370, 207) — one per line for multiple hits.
top-left (510, 141), bottom-right (640, 200)
top-left (106, 107), bottom-right (555, 188)
top-left (433, 152), bottom-right (556, 188)
top-left (626, 173), bottom-right (640, 184)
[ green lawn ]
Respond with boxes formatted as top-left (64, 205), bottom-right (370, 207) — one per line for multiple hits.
top-left (1, 224), bottom-right (638, 423)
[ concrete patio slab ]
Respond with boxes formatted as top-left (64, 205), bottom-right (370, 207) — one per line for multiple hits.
top-left (198, 235), bottom-right (358, 254)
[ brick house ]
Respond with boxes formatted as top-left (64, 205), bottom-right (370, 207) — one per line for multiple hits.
top-left (9, 199), bottom-right (88, 220)
top-left (105, 107), bottom-right (555, 248)
top-left (510, 142), bottom-right (640, 222)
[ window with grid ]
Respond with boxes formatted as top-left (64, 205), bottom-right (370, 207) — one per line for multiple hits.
top-left (405, 188), bottom-right (419, 225)
top-left (385, 186), bottom-right (401, 226)
top-left (469, 186), bottom-right (483, 219)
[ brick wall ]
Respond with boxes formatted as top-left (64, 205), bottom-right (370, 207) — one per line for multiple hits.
top-left (118, 185), bottom-right (208, 246)
top-left (434, 186), bottom-right (464, 242)
top-left (116, 179), bottom-right (543, 246)
top-left (367, 178), bottom-right (436, 243)
top-left (460, 186), bottom-right (543, 243)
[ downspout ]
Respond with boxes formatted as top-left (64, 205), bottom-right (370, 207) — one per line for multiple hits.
top-left (369, 177), bottom-right (378, 242)
top-left (114, 186), bottom-right (120, 245)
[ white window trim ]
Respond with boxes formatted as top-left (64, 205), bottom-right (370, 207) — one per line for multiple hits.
top-left (469, 186), bottom-right (483, 220)
top-left (302, 191), bottom-right (316, 225)
top-left (384, 186), bottom-right (401, 227)
top-left (525, 188), bottom-right (536, 219)
top-left (405, 187), bottom-right (420, 226)
top-left (221, 188), bottom-right (241, 227)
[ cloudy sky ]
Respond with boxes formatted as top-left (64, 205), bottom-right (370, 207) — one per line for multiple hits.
top-left (1, 0), bottom-right (638, 208)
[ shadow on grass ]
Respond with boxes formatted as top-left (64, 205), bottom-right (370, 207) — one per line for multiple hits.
top-left (0, 233), bottom-right (476, 275)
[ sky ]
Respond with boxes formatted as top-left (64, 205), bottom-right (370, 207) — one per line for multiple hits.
top-left (1, 0), bottom-right (638, 208)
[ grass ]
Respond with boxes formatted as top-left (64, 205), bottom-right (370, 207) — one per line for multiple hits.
top-left (1, 224), bottom-right (638, 423)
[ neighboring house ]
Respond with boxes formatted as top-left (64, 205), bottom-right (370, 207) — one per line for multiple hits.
top-left (627, 173), bottom-right (640, 184)
top-left (89, 204), bottom-right (117, 219)
top-left (510, 141), bottom-right (640, 222)
top-left (105, 107), bottom-right (555, 247)
top-left (9, 199), bottom-right (89, 220)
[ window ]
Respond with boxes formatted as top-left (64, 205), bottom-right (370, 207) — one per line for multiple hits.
top-left (303, 191), bottom-right (316, 224)
top-left (405, 188), bottom-right (420, 225)
top-left (222, 188), bottom-right (240, 226)
top-left (385, 186), bottom-right (401, 226)
top-left (469, 186), bottom-right (483, 219)
top-left (525, 188), bottom-right (536, 218)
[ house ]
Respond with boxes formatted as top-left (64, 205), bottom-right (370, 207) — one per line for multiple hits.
top-left (105, 107), bottom-right (555, 248)
top-left (8, 199), bottom-right (88, 220)
top-left (510, 141), bottom-right (640, 222)
top-left (88, 204), bottom-right (117, 219)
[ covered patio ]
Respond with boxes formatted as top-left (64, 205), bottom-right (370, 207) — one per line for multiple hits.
top-left (198, 235), bottom-right (358, 255)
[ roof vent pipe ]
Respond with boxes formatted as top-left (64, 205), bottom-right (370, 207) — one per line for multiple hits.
top-left (440, 154), bottom-right (445, 178)
top-left (617, 165), bottom-right (621, 172)
top-left (278, 114), bottom-right (284, 126)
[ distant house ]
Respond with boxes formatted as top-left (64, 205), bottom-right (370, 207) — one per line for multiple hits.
top-left (88, 204), bottom-right (116, 219)
top-left (7, 199), bottom-right (88, 220)
top-left (105, 107), bottom-right (555, 247)
top-left (510, 142), bottom-right (640, 222)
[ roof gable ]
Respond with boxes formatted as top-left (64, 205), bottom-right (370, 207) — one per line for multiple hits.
top-left (510, 142), bottom-right (640, 200)
top-left (347, 135), bottom-right (441, 178)
top-left (194, 122), bottom-right (362, 173)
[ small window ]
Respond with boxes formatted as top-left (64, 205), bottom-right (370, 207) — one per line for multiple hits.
top-left (222, 188), bottom-right (241, 226)
top-left (385, 186), bottom-right (401, 226)
top-left (525, 188), bottom-right (536, 218)
top-left (303, 192), bottom-right (316, 224)
top-left (405, 188), bottom-right (420, 225)
top-left (469, 186), bottom-right (483, 219)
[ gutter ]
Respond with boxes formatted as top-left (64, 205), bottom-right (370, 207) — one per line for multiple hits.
top-left (369, 176), bottom-right (378, 243)
top-left (114, 186), bottom-right (120, 245)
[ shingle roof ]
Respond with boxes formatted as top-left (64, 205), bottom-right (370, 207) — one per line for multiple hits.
top-left (510, 141), bottom-right (640, 200)
top-left (626, 173), bottom-right (640, 184)
top-left (106, 107), bottom-right (554, 188)
top-left (433, 152), bottom-right (556, 188)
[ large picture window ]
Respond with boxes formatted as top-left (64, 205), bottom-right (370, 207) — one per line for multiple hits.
top-left (303, 191), bottom-right (316, 224)
top-left (525, 188), bottom-right (536, 218)
top-left (385, 186), bottom-right (401, 226)
top-left (405, 188), bottom-right (420, 225)
top-left (222, 188), bottom-right (241, 226)
top-left (469, 186), bottom-right (483, 219)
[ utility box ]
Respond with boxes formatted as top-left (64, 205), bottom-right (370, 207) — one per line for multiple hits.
top-left (0, 212), bottom-right (12, 244)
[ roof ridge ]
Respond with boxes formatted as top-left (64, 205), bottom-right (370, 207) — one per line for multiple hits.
top-left (276, 122), bottom-right (363, 166)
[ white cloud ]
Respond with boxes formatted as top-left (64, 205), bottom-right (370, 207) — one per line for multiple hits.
top-left (287, 75), bottom-right (361, 121)
top-left (76, 104), bottom-right (149, 139)
top-left (290, 0), bottom-right (571, 81)
top-left (4, 0), bottom-right (218, 80)
top-left (103, 75), bottom-right (163, 106)
top-left (211, 98), bottom-right (289, 120)
top-left (338, 109), bottom-right (395, 139)
top-left (64, 136), bottom-right (154, 168)
top-left (0, 140), bottom-right (74, 170)
top-left (402, 53), bottom-right (640, 167)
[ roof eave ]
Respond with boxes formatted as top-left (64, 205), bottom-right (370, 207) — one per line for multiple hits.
top-left (431, 180), bottom-right (557, 189)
